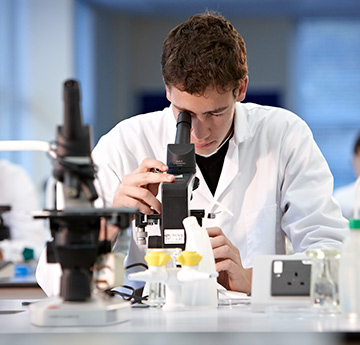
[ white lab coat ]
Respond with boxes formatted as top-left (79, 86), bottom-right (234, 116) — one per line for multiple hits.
top-left (0, 160), bottom-right (49, 262)
top-left (36, 102), bottom-right (348, 295)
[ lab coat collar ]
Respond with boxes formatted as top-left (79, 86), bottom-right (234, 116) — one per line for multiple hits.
top-left (233, 102), bottom-right (252, 145)
top-left (164, 106), bottom-right (177, 143)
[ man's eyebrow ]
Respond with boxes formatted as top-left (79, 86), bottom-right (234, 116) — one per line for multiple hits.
top-left (172, 104), bottom-right (229, 114)
top-left (205, 106), bottom-right (229, 114)
top-left (172, 104), bottom-right (190, 113)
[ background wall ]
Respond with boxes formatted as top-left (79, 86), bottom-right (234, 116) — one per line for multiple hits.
top-left (0, 0), bottom-right (74, 203)
top-left (76, 11), bottom-right (292, 141)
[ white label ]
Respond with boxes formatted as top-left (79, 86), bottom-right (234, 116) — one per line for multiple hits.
top-left (164, 229), bottom-right (185, 244)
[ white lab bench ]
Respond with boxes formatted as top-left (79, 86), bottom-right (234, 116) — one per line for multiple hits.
top-left (0, 299), bottom-right (359, 345)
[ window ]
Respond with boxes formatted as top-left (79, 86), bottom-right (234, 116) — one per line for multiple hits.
top-left (293, 19), bottom-right (360, 189)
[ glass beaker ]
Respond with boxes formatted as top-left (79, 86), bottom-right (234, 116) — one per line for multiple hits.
top-left (306, 249), bottom-right (341, 313)
top-left (142, 247), bottom-right (182, 307)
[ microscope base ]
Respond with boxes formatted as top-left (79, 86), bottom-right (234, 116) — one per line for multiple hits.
top-left (29, 295), bottom-right (131, 326)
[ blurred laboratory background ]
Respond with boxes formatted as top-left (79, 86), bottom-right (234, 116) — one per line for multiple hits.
top-left (1, 0), bottom-right (360, 205)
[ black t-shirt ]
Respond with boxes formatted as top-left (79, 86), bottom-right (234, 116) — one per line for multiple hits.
top-left (196, 138), bottom-right (230, 196)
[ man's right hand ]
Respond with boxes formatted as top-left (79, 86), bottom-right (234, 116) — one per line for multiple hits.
top-left (112, 158), bottom-right (175, 215)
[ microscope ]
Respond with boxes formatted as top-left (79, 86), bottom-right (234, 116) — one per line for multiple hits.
top-left (130, 113), bottom-right (218, 310)
top-left (135, 112), bottom-right (206, 250)
top-left (0, 80), bottom-right (137, 325)
top-left (34, 79), bottom-right (131, 303)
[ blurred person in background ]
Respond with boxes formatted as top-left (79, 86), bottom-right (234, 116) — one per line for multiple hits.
top-left (334, 134), bottom-right (360, 219)
top-left (0, 159), bottom-right (49, 263)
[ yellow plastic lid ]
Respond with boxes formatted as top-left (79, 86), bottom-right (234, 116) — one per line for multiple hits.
top-left (176, 251), bottom-right (202, 266)
top-left (144, 251), bottom-right (171, 266)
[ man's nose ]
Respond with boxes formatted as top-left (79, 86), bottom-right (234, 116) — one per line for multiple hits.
top-left (191, 117), bottom-right (209, 141)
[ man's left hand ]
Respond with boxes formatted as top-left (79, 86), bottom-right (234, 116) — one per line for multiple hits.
top-left (206, 226), bottom-right (252, 293)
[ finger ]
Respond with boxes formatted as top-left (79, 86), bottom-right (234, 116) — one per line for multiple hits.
top-left (206, 226), bottom-right (224, 237)
top-left (99, 220), bottom-right (119, 242)
top-left (113, 185), bottom-right (162, 214)
top-left (215, 258), bottom-right (238, 274)
top-left (134, 158), bottom-right (168, 174)
top-left (120, 184), bottom-right (162, 213)
top-left (210, 235), bottom-right (228, 249)
top-left (115, 193), bottom-right (155, 214)
top-left (98, 218), bottom-right (108, 241)
top-left (216, 260), bottom-right (253, 293)
top-left (123, 171), bottom-right (174, 187)
top-left (212, 245), bottom-right (239, 263)
top-left (148, 182), bottom-right (160, 197)
top-left (209, 232), bottom-right (235, 251)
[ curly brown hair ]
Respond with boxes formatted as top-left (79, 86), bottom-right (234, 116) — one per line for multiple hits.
top-left (161, 12), bottom-right (248, 96)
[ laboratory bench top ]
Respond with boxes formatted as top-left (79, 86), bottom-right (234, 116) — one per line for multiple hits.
top-left (0, 299), bottom-right (360, 345)
top-left (0, 262), bottom-right (47, 299)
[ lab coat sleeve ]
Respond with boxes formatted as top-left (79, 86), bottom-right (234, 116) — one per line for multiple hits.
top-left (278, 119), bottom-right (348, 252)
top-left (93, 130), bottom-right (142, 208)
top-left (92, 117), bottom-right (173, 288)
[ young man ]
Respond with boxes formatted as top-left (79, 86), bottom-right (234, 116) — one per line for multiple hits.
top-left (37, 12), bottom-right (347, 296)
top-left (90, 12), bottom-right (347, 294)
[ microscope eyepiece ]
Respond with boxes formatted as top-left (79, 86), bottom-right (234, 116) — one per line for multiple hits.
top-left (175, 112), bottom-right (191, 145)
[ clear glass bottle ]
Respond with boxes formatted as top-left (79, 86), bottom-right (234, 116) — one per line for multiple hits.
top-left (306, 249), bottom-right (341, 313)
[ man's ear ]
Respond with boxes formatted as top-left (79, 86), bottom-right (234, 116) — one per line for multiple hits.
top-left (165, 85), bottom-right (171, 102)
top-left (235, 76), bottom-right (249, 102)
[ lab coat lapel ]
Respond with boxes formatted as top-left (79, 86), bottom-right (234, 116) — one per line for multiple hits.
top-left (195, 165), bottom-right (213, 204)
top-left (213, 140), bottom-right (239, 198)
top-left (214, 103), bottom-right (251, 199)
top-left (193, 142), bottom-right (239, 209)
top-left (165, 107), bottom-right (177, 146)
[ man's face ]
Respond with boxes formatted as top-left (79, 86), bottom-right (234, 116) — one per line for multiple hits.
top-left (166, 79), bottom-right (247, 156)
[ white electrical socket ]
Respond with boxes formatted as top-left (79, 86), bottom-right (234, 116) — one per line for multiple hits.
top-left (251, 254), bottom-right (312, 313)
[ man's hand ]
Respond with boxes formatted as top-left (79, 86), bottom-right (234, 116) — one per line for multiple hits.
top-left (112, 158), bottom-right (175, 215)
top-left (98, 218), bottom-right (119, 243)
top-left (207, 226), bottom-right (252, 294)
